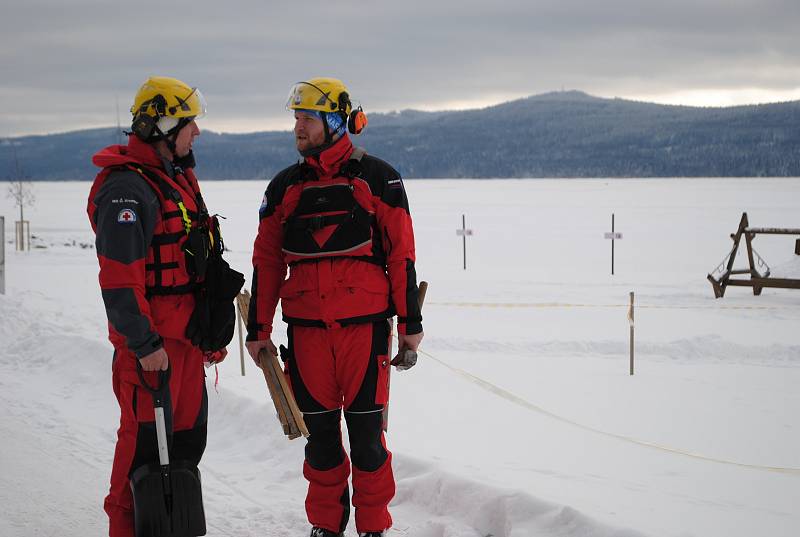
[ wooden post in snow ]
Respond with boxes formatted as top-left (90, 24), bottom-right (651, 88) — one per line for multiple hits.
top-left (604, 214), bottom-right (623, 276)
top-left (456, 215), bottom-right (473, 270)
top-left (0, 216), bottom-right (5, 294)
top-left (236, 299), bottom-right (246, 376)
top-left (628, 291), bottom-right (635, 375)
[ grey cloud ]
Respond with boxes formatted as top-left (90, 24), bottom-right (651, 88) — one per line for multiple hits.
top-left (1, 0), bottom-right (799, 136)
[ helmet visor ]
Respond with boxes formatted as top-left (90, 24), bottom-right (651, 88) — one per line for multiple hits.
top-left (168, 87), bottom-right (207, 119)
top-left (286, 82), bottom-right (338, 113)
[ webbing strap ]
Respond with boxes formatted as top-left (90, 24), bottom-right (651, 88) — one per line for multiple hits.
top-left (126, 165), bottom-right (193, 235)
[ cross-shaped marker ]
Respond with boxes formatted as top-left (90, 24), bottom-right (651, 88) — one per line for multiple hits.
top-left (456, 214), bottom-right (473, 270)
top-left (604, 213), bottom-right (623, 275)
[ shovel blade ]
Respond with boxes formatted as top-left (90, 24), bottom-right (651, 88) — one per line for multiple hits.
top-left (131, 461), bottom-right (206, 537)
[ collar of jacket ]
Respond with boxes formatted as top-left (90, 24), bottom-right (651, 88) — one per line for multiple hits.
top-left (304, 134), bottom-right (354, 178)
top-left (92, 135), bottom-right (174, 178)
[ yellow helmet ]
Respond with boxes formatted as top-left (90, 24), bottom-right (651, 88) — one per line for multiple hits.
top-left (286, 77), bottom-right (368, 137)
top-left (286, 77), bottom-right (352, 116)
top-left (130, 76), bottom-right (206, 141)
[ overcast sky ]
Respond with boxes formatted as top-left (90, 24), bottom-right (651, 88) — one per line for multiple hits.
top-left (1, 0), bottom-right (799, 137)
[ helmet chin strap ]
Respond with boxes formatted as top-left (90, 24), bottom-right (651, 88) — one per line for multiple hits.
top-left (154, 117), bottom-right (192, 161)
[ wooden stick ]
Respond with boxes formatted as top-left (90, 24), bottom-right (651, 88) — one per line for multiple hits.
top-left (236, 300), bottom-right (246, 376)
top-left (257, 349), bottom-right (291, 434)
top-left (265, 350), bottom-right (308, 438)
top-left (417, 281), bottom-right (428, 306)
top-left (382, 318), bottom-right (395, 433)
top-left (383, 280), bottom-right (428, 432)
top-left (237, 291), bottom-right (309, 440)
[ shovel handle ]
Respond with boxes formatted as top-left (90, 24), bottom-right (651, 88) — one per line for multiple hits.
top-left (135, 366), bottom-right (172, 406)
top-left (154, 406), bottom-right (170, 466)
top-left (135, 365), bottom-right (173, 466)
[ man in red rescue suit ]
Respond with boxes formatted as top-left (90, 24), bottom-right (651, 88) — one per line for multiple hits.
top-left (88, 76), bottom-right (225, 537)
top-left (246, 78), bottom-right (424, 537)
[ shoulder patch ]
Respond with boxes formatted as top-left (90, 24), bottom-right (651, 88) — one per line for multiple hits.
top-left (387, 178), bottom-right (404, 189)
top-left (259, 191), bottom-right (269, 213)
top-left (117, 208), bottom-right (137, 224)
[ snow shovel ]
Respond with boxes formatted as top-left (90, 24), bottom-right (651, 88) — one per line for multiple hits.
top-left (130, 367), bottom-right (206, 537)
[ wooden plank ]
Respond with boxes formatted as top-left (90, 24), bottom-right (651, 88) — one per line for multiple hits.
top-left (263, 354), bottom-right (300, 438)
top-left (267, 351), bottom-right (309, 438)
top-left (237, 290), bottom-right (307, 440)
top-left (743, 232), bottom-right (761, 295)
top-left (727, 213), bottom-right (749, 272)
top-left (258, 350), bottom-right (291, 435)
top-left (718, 212), bottom-right (749, 297)
top-left (726, 278), bottom-right (800, 290)
top-left (707, 274), bottom-right (724, 299)
top-left (745, 227), bottom-right (800, 235)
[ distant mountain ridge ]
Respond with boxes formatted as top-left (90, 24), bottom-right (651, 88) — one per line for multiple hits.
top-left (3, 91), bottom-right (800, 180)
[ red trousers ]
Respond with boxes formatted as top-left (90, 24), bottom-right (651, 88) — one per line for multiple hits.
top-left (287, 321), bottom-right (395, 534)
top-left (105, 338), bottom-right (207, 537)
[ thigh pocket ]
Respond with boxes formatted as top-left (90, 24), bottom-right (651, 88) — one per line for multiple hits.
top-left (375, 352), bottom-right (390, 405)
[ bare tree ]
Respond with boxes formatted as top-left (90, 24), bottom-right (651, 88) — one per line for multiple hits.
top-left (6, 143), bottom-right (35, 224)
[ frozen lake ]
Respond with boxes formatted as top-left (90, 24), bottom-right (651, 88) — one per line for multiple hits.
top-left (1, 177), bottom-right (799, 537)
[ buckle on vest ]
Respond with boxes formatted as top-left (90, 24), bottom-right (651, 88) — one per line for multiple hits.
top-left (308, 215), bottom-right (324, 231)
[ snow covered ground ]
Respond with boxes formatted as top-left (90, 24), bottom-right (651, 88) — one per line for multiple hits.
top-left (1, 178), bottom-right (799, 537)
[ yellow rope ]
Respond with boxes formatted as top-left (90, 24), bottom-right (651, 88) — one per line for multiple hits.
top-left (397, 335), bottom-right (800, 475)
top-left (428, 301), bottom-right (800, 311)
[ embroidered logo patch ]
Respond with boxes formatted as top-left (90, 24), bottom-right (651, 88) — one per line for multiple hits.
top-left (259, 192), bottom-right (269, 212)
top-left (117, 208), bottom-right (137, 224)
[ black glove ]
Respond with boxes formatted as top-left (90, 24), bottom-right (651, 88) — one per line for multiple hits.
top-left (390, 348), bottom-right (418, 371)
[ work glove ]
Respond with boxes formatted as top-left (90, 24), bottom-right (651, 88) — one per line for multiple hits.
top-left (390, 348), bottom-right (418, 371)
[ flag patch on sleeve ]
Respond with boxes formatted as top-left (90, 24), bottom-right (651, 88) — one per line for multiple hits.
top-left (117, 208), bottom-right (137, 224)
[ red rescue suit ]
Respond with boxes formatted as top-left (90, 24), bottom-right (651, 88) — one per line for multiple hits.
top-left (248, 134), bottom-right (423, 534)
top-left (88, 135), bottom-right (211, 537)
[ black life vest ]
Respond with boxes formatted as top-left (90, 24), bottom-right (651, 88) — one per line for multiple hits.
top-left (282, 148), bottom-right (383, 265)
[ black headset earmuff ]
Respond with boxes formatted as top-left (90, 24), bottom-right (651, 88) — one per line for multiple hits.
top-left (131, 113), bottom-right (157, 141)
top-left (131, 94), bottom-right (173, 142)
top-left (130, 94), bottom-right (169, 141)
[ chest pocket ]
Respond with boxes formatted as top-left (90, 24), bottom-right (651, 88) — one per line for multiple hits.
top-left (282, 183), bottom-right (373, 258)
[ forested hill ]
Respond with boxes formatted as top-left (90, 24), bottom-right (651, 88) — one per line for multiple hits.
top-left (3, 91), bottom-right (800, 180)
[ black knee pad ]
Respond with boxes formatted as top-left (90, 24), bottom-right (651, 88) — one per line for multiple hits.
top-left (305, 409), bottom-right (346, 471)
top-left (345, 411), bottom-right (387, 472)
top-left (172, 422), bottom-right (208, 466)
top-left (130, 423), bottom-right (159, 476)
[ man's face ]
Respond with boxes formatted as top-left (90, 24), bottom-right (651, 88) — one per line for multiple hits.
top-left (173, 120), bottom-right (200, 157)
top-left (294, 111), bottom-right (325, 153)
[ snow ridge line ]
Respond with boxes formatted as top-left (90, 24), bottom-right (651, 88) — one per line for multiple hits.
top-left (429, 301), bottom-right (800, 310)
top-left (415, 346), bottom-right (800, 475)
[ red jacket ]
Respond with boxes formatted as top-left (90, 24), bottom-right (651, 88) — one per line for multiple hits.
top-left (248, 134), bottom-right (423, 339)
top-left (88, 136), bottom-right (207, 357)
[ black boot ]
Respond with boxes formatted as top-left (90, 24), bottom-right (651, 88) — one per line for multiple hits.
top-left (310, 527), bottom-right (343, 537)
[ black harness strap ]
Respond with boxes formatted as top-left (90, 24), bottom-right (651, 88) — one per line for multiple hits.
top-left (145, 282), bottom-right (199, 298)
top-left (288, 254), bottom-right (386, 268)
